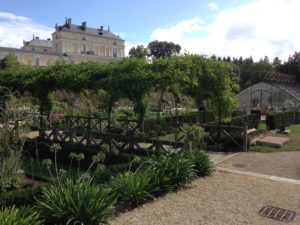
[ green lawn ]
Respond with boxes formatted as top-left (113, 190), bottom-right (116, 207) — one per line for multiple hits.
top-left (250, 124), bottom-right (300, 152)
top-left (258, 121), bottom-right (267, 130)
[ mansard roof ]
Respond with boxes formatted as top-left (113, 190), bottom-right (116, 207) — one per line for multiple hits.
top-left (56, 21), bottom-right (123, 41)
top-left (23, 38), bottom-right (53, 48)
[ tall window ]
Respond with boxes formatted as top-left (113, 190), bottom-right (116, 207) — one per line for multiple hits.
top-left (113, 48), bottom-right (117, 57)
top-left (82, 43), bottom-right (87, 53)
top-left (35, 57), bottom-right (40, 66)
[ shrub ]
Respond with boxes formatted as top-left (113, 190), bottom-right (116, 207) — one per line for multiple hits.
top-left (143, 111), bottom-right (214, 137)
top-left (184, 125), bottom-right (208, 150)
top-left (148, 154), bottom-right (196, 193)
top-left (266, 111), bottom-right (300, 130)
top-left (0, 177), bottom-right (20, 193)
top-left (231, 114), bottom-right (260, 129)
top-left (109, 171), bottom-right (155, 207)
top-left (0, 206), bottom-right (43, 225)
top-left (36, 179), bottom-right (115, 225)
top-left (0, 185), bottom-right (43, 207)
top-left (182, 150), bottom-right (213, 176)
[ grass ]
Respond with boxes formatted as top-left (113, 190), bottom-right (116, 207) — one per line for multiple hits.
top-left (257, 121), bottom-right (266, 130)
top-left (250, 123), bottom-right (300, 152)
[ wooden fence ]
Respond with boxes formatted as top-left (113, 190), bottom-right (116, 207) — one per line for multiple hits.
top-left (1, 113), bottom-right (249, 152)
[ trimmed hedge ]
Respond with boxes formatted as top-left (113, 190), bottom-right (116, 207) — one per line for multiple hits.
top-left (143, 111), bottom-right (214, 136)
top-left (266, 111), bottom-right (300, 130)
top-left (231, 114), bottom-right (260, 129)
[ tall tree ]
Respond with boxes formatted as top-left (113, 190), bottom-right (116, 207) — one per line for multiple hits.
top-left (128, 45), bottom-right (148, 59)
top-left (0, 52), bottom-right (20, 70)
top-left (117, 58), bottom-right (153, 129)
top-left (278, 51), bottom-right (300, 83)
top-left (148, 40), bottom-right (181, 58)
top-left (272, 57), bottom-right (282, 69)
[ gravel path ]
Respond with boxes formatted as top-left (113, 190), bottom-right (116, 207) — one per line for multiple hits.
top-left (218, 151), bottom-right (300, 180)
top-left (111, 171), bottom-right (300, 225)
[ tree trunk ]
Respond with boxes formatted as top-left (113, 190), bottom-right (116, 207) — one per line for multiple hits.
top-left (217, 104), bottom-right (221, 149)
top-left (156, 90), bottom-right (165, 149)
top-left (39, 100), bottom-right (44, 128)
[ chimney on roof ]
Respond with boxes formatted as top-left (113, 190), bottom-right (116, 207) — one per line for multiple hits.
top-left (108, 26), bottom-right (110, 32)
top-left (82, 22), bottom-right (87, 30)
top-left (67, 18), bottom-right (72, 28)
top-left (99, 26), bottom-right (103, 35)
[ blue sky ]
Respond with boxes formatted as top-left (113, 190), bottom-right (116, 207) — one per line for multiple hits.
top-left (0, 0), bottom-right (299, 61)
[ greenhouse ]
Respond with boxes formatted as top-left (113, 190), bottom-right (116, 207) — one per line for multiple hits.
top-left (238, 81), bottom-right (300, 114)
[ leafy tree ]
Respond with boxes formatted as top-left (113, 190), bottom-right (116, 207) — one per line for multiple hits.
top-left (96, 63), bottom-right (122, 131)
top-left (278, 51), bottom-right (300, 83)
top-left (151, 56), bottom-right (191, 142)
top-left (0, 52), bottom-right (20, 70)
top-left (148, 40), bottom-right (181, 58)
top-left (210, 55), bottom-right (217, 60)
top-left (117, 58), bottom-right (153, 129)
top-left (272, 57), bottom-right (282, 69)
top-left (25, 59), bottom-right (72, 126)
top-left (233, 56), bottom-right (273, 89)
top-left (224, 56), bottom-right (231, 62)
top-left (128, 45), bottom-right (148, 59)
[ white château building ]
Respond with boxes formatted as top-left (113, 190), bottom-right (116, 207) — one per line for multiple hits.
top-left (0, 18), bottom-right (125, 66)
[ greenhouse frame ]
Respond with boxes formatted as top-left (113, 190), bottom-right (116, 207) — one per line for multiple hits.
top-left (238, 74), bottom-right (300, 114)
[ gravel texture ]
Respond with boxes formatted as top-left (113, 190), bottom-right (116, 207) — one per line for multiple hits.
top-left (218, 151), bottom-right (300, 180)
top-left (111, 171), bottom-right (300, 225)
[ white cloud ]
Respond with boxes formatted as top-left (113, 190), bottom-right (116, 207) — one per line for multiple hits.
top-left (125, 19), bottom-right (202, 56)
top-left (148, 0), bottom-right (300, 61)
top-left (208, 2), bottom-right (218, 11)
top-left (0, 12), bottom-right (52, 48)
top-left (150, 18), bottom-right (202, 44)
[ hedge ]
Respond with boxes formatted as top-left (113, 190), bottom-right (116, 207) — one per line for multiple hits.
top-left (266, 111), bottom-right (300, 130)
top-left (143, 111), bottom-right (214, 136)
top-left (231, 114), bottom-right (260, 129)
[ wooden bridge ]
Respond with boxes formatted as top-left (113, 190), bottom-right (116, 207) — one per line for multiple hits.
top-left (38, 115), bottom-right (185, 152)
top-left (2, 114), bottom-right (249, 152)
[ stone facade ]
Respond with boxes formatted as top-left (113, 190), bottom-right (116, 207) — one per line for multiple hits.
top-left (0, 18), bottom-right (125, 66)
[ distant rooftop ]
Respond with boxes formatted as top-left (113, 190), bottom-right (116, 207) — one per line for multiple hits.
top-left (56, 18), bottom-right (123, 40)
top-left (23, 37), bottom-right (53, 48)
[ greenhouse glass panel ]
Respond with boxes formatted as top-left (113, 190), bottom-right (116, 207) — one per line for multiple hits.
top-left (238, 81), bottom-right (300, 114)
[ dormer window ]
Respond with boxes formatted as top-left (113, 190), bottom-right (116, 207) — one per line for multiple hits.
top-left (31, 48), bottom-right (35, 51)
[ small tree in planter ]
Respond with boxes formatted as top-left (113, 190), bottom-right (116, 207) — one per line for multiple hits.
top-left (278, 112), bottom-right (289, 132)
top-left (184, 125), bottom-right (208, 150)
